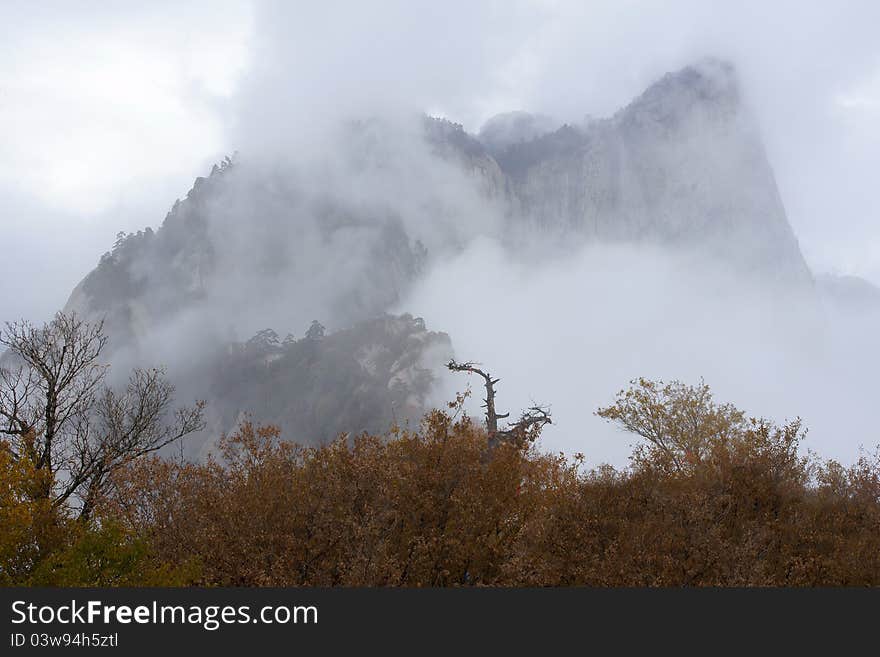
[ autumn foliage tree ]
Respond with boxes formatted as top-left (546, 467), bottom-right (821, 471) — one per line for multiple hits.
top-left (0, 312), bottom-right (205, 584)
top-left (595, 377), bottom-right (794, 473)
top-left (0, 432), bottom-right (56, 584)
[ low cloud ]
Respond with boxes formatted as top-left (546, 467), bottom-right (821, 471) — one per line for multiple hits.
top-left (401, 238), bottom-right (880, 465)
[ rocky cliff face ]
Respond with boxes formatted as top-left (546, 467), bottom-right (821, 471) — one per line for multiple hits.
top-left (61, 60), bottom-right (817, 445)
top-left (484, 60), bottom-right (812, 286)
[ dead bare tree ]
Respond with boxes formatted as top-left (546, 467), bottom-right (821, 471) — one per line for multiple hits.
top-left (0, 312), bottom-right (205, 519)
top-left (446, 359), bottom-right (551, 449)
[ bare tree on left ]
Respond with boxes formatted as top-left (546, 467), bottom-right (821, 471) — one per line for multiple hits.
top-left (0, 312), bottom-right (205, 519)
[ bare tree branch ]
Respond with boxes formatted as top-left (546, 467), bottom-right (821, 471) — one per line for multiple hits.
top-left (447, 359), bottom-right (551, 450)
top-left (0, 311), bottom-right (205, 519)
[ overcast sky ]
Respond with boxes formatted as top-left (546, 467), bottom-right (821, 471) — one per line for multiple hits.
top-left (2, 0), bottom-right (879, 322)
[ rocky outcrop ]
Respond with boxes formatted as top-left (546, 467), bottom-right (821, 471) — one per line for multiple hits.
top-left (423, 116), bottom-right (509, 200)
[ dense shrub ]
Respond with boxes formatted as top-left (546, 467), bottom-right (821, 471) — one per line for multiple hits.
top-left (92, 383), bottom-right (880, 586)
top-left (4, 380), bottom-right (879, 586)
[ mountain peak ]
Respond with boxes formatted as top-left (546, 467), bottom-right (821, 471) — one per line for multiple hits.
top-left (618, 58), bottom-right (741, 128)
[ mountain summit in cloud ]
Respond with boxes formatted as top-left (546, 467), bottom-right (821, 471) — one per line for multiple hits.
top-left (61, 61), bottom-right (835, 452)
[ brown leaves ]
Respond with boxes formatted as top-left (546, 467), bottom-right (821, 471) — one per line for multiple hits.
top-left (66, 381), bottom-right (880, 586)
top-left (104, 413), bottom-right (547, 586)
top-left (0, 435), bottom-right (56, 584)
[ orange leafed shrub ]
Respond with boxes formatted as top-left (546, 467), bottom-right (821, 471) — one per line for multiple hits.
top-left (98, 383), bottom-right (880, 587)
top-left (105, 412), bottom-right (555, 586)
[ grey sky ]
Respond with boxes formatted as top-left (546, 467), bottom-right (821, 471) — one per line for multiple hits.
top-left (2, 0), bottom-right (879, 322)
